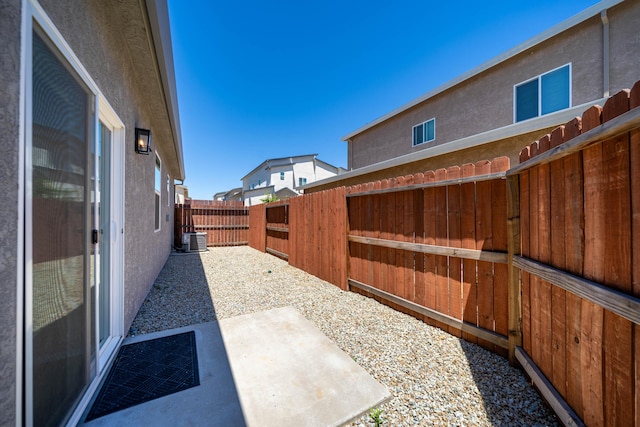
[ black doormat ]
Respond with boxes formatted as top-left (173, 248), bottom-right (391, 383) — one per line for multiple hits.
top-left (85, 331), bottom-right (199, 421)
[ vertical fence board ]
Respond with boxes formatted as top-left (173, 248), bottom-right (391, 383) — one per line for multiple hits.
top-left (403, 176), bottom-right (416, 303)
top-left (563, 117), bottom-right (585, 418)
top-left (581, 105), bottom-right (605, 426)
top-left (475, 160), bottom-right (494, 351)
top-left (519, 147), bottom-right (532, 355)
top-left (434, 169), bottom-right (449, 330)
top-left (460, 163), bottom-right (478, 343)
top-left (423, 172), bottom-right (437, 325)
top-left (447, 167), bottom-right (463, 334)
top-left (491, 158), bottom-right (509, 354)
top-left (548, 127), bottom-right (568, 398)
top-left (631, 83), bottom-right (640, 427)
top-left (601, 91), bottom-right (633, 427)
top-left (537, 135), bottom-right (553, 380)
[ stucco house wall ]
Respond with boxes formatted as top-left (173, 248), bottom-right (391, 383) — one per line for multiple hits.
top-left (0, 0), bottom-right (22, 423)
top-left (0, 0), bottom-right (184, 424)
top-left (37, 0), bottom-right (181, 333)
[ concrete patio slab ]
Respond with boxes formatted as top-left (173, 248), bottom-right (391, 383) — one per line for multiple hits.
top-left (81, 306), bottom-right (389, 427)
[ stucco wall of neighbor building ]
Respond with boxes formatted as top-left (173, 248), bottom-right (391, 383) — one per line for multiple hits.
top-left (0, 1), bottom-right (21, 423)
top-left (308, 128), bottom-right (554, 193)
top-left (348, 12), bottom-right (606, 170)
top-left (609, 1), bottom-right (640, 94)
top-left (38, 0), bottom-right (178, 332)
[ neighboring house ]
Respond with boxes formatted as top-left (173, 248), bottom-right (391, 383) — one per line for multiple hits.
top-left (307, 0), bottom-right (640, 191)
top-left (214, 187), bottom-right (243, 202)
top-left (175, 184), bottom-right (189, 204)
top-left (0, 0), bottom-right (184, 425)
top-left (241, 154), bottom-right (344, 206)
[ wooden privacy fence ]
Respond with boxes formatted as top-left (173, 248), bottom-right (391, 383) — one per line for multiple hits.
top-left (506, 85), bottom-right (640, 427)
top-left (346, 158), bottom-right (510, 355)
top-left (174, 200), bottom-right (248, 247)
top-left (244, 82), bottom-right (640, 426)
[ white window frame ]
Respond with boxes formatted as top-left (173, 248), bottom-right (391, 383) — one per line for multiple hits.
top-left (513, 63), bottom-right (572, 123)
top-left (280, 171), bottom-right (285, 180)
top-left (412, 118), bottom-right (436, 147)
top-left (154, 152), bottom-right (161, 232)
top-left (298, 177), bottom-right (307, 187)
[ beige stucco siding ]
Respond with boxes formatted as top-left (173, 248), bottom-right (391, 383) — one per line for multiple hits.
top-left (39, 0), bottom-right (177, 332)
top-left (608, 1), bottom-right (640, 94)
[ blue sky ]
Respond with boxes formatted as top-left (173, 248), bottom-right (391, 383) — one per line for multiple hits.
top-left (168, 0), bottom-right (598, 199)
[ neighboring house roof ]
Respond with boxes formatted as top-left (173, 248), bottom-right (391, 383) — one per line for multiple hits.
top-left (240, 154), bottom-right (341, 181)
top-left (146, 0), bottom-right (185, 180)
top-left (215, 187), bottom-right (243, 200)
top-left (275, 187), bottom-right (299, 199)
top-left (341, 0), bottom-right (623, 142)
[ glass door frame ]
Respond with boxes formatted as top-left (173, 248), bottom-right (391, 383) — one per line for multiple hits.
top-left (22, 2), bottom-right (125, 425)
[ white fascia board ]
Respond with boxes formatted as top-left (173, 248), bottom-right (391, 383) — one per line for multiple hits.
top-left (341, 0), bottom-right (623, 141)
top-left (310, 98), bottom-right (605, 189)
top-left (145, 0), bottom-right (185, 180)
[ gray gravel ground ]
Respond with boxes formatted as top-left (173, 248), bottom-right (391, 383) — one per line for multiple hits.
top-left (129, 246), bottom-right (558, 427)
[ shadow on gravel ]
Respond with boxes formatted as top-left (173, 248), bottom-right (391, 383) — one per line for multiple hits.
top-left (102, 251), bottom-right (249, 426)
top-left (459, 341), bottom-right (558, 426)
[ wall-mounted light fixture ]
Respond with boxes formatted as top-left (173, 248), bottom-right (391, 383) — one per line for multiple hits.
top-left (135, 128), bottom-right (151, 154)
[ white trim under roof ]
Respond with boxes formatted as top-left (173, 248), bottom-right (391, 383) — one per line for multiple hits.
top-left (341, 0), bottom-right (623, 141)
top-left (310, 98), bottom-right (605, 189)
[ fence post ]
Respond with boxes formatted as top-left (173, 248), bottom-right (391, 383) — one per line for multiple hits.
top-left (507, 174), bottom-right (522, 365)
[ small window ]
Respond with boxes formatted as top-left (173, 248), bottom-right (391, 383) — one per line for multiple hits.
top-left (280, 172), bottom-right (285, 180)
top-left (412, 118), bottom-right (435, 146)
top-left (155, 153), bottom-right (161, 231)
top-left (298, 177), bottom-right (307, 186)
top-left (515, 64), bottom-right (570, 122)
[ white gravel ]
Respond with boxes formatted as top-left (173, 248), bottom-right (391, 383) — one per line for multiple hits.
top-left (129, 246), bottom-right (558, 427)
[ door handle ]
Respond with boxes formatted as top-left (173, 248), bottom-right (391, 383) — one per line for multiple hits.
top-left (92, 229), bottom-right (99, 244)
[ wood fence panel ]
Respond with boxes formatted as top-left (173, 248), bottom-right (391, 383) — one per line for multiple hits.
top-left (379, 181), bottom-right (390, 296)
top-left (175, 201), bottom-right (249, 248)
top-left (491, 158), bottom-right (509, 357)
top-left (519, 147), bottom-right (532, 355)
top-left (631, 83), bottom-right (640, 427)
top-left (601, 91), bottom-right (633, 427)
top-left (403, 176), bottom-right (416, 304)
top-left (423, 172), bottom-right (437, 326)
top-left (249, 204), bottom-right (266, 252)
top-left (562, 117), bottom-right (585, 418)
top-left (537, 134), bottom-right (553, 380)
top-left (447, 166), bottom-right (463, 334)
top-left (461, 163), bottom-right (478, 343)
top-left (475, 160), bottom-right (494, 351)
top-left (581, 105), bottom-right (606, 426)
top-left (434, 169), bottom-right (450, 331)
top-left (549, 126), bottom-right (568, 398)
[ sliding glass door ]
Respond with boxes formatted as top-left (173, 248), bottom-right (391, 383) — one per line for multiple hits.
top-left (29, 23), bottom-right (123, 426)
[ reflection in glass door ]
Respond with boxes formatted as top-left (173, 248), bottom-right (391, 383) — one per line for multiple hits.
top-left (31, 28), bottom-right (94, 427)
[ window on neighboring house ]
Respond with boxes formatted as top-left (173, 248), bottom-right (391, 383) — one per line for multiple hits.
top-left (155, 153), bottom-right (161, 231)
top-left (166, 174), bottom-right (170, 207)
top-left (298, 177), bottom-right (307, 186)
top-left (280, 172), bottom-right (285, 180)
top-left (412, 118), bottom-right (435, 146)
top-left (515, 64), bottom-right (571, 122)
